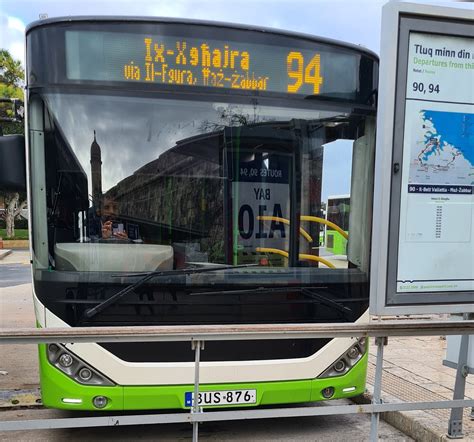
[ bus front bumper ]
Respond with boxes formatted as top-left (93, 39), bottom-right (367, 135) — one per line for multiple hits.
top-left (38, 344), bottom-right (368, 411)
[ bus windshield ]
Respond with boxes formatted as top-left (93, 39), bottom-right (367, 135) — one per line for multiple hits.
top-left (27, 21), bottom-right (377, 327)
top-left (37, 92), bottom-right (373, 267)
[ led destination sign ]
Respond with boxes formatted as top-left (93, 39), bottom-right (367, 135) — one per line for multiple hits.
top-left (65, 29), bottom-right (361, 97)
top-left (135, 38), bottom-right (279, 91)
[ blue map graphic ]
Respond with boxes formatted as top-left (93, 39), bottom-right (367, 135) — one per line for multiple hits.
top-left (423, 110), bottom-right (473, 165)
top-left (409, 109), bottom-right (474, 186)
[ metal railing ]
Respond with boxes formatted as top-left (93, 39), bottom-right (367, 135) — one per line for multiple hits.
top-left (1, 320), bottom-right (473, 441)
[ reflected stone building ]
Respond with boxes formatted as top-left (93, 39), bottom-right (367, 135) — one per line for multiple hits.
top-left (102, 134), bottom-right (224, 261)
top-left (90, 130), bottom-right (103, 211)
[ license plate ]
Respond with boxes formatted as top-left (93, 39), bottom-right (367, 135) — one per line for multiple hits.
top-left (184, 389), bottom-right (257, 407)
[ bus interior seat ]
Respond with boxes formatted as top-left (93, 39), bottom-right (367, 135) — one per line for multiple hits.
top-left (54, 243), bottom-right (173, 272)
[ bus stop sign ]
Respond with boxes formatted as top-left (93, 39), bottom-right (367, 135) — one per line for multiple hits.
top-left (370, 2), bottom-right (473, 315)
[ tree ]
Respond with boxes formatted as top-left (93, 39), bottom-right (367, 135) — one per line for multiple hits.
top-left (0, 49), bottom-right (24, 136)
top-left (3, 193), bottom-right (27, 238)
top-left (0, 49), bottom-right (24, 88)
top-left (0, 49), bottom-right (26, 239)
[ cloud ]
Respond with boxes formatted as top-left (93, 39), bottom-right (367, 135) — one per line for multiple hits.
top-left (7, 16), bottom-right (26, 33)
top-left (0, 13), bottom-right (26, 64)
top-left (2, 0), bottom-right (472, 68)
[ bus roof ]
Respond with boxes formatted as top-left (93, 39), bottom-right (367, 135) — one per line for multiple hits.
top-left (25, 16), bottom-right (379, 61)
top-left (327, 194), bottom-right (350, 200)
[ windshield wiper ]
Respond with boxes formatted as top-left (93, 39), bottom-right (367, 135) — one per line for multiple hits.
top-left (189, 286), bottom-right (295, 296)
top-left (190, 286), bottom-right (352, 319)
top-left (301, 287), bottom-right (352, 317)
top-left (112, 263), bottom-right (247, 278)
top-left (82, 264), bottom-right (258, 321)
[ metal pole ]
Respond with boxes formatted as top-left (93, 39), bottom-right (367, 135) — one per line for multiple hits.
top-left (447, 313), bottom-right (471, 439)
top-left (370, 336), bottom-right (386, 442)
top-left (2, 320), bottom-right (473, 345)
top-left (192, 340), bottom-right (203, 442)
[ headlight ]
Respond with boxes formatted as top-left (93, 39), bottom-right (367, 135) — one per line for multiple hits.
top-left (92, 396), bottom-right (109, 409)
top-left (333, 359), bottom-right (346, 373)
top-left (58, 353), bottom-right (74, 368)
top-left (321, 387), bottom-right (335, 399)
top-left (78, 368), bottom-right (93, 381)
top-left (347, 346), bottom-right (360, 359)
top-left (47, 343), bottom-right (114, 386)
top-left (318, 338), bottom-right (367, 379)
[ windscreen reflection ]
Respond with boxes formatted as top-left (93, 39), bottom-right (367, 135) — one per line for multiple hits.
top-left (40, 93), bottom-right (372, 275)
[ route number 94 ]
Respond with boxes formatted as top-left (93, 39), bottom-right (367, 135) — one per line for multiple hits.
top-left (412, 82), bottom-right (440, 94)
top-left (287, 52), bottom-right (324, 94)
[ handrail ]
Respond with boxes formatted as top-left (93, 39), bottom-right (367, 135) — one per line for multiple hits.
top-left (298, 253), bottom-right (336, 269)
top-left (256, 246), bottom-right (336, 269)
top-left (1, 320), bottom-right (473, 438)
top-left (256, 215), bottom-right (313, 243)
top-left (256, 247), bottom-right (289, 260)
top-left (257, 215), bottom-right (349, 241)
top-left (300, 215), bottom-right (349, 240)
top-left (1, 320), bottom-right (473, 344)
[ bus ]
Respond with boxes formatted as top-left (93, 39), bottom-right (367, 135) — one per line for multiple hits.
top-left (325, 195), bottom-right (350, 257)
top-left (1, 17), bottom-right (378, 411)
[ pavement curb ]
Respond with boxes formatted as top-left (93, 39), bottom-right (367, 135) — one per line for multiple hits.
top-left (0, 250), bottom-right (12, 260)
top-left (352, 390), bottom-right (452, 442)
top-left (0, 388), bottom-right (42, 409)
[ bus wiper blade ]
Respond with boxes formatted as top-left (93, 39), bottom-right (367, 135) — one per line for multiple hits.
top-left (301, 288), bottom-right (352, 317)
top-left (113, 263), bottom-right (257, 278)
top-left (190, 286), bottom-right (352, 319)
top-left (82, 264), bottom-right (258, 321)
top-left (189, 286), bottom-right (329, 297)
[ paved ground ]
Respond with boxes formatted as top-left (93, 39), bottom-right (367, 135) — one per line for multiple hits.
top-left (2, 249), bottom-right (472, 440)
top-left (0, 251), bottom-right (11, 261)
top-left (0, 283), bottom-right (39, 392)
top-left (365, 333), bottom-right (474, 441)
top-left (0, 265), bottom-right (31, 288)
top-left (0, 249), bottom-right (31, 288)
top-left (0, 249), bottom-right (30, 265)
top-left (0, 253), bottom-right (411, 441)
top-left (0, 251), bottom-right (37, 392)
top-left (0, 404), bottom-right (413, 441)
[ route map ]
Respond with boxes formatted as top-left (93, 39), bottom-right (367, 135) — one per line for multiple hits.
top-left (408, 110), bottom-right (474, 186)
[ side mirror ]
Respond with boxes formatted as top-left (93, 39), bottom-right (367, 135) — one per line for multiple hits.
top-left (0, 134), bottom-right (26, 191)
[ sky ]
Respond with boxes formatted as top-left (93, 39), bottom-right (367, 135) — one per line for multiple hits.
top-left (1, 0), bottom-right (472, 65)
top-left (0, 0), bottom-right (471, 199)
